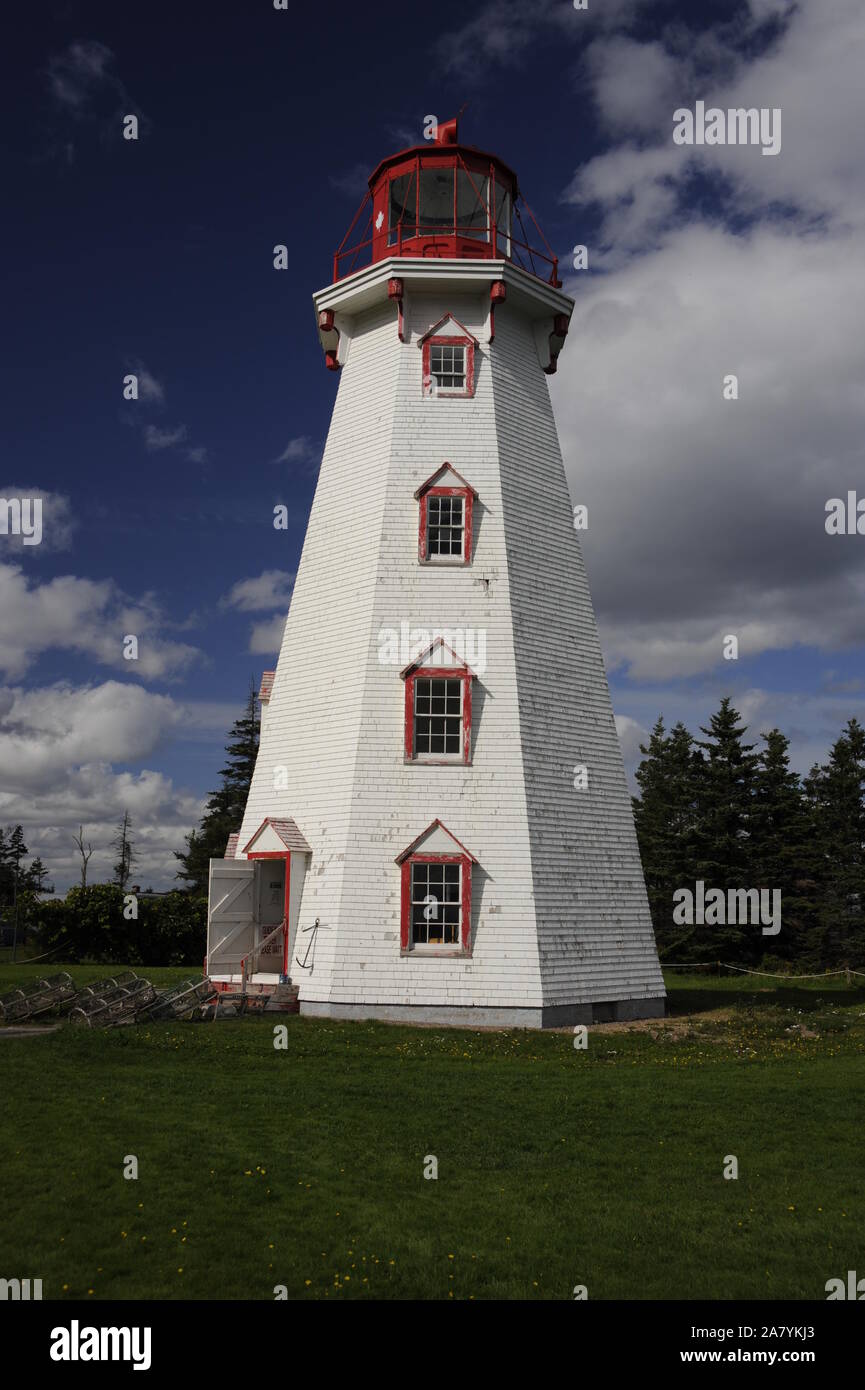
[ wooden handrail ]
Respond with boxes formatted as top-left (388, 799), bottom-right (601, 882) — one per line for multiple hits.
top-left (241, 918), bottom-right (287, 994)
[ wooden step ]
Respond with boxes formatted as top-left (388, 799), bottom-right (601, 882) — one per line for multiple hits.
top-left (267, 983), bottom-right (300, 1014)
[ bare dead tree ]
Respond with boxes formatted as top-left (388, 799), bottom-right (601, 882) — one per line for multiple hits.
top-left (73, 825), bottom-right (93, 888)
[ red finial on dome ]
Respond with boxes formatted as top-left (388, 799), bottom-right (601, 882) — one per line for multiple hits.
top-left (435, 114), bottom-right (459, 146)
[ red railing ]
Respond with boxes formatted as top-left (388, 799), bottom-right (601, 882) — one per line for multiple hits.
top-left (332, 188), bottom-right (561, 287)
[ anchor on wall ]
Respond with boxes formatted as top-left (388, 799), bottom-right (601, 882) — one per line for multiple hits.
top-left (295, 918), bottom-right (322, 972)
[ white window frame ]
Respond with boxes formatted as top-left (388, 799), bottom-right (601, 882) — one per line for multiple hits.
top-left (410, 858), bottom-right (463, 950)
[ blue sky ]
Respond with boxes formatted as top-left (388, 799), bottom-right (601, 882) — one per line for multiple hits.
top-left (3, 0), bottom-right (864, 889)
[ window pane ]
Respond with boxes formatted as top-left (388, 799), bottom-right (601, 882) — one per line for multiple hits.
top-left (413, 677), bottom-right (464, 755)
top-left (494, 184), bottom-right (512, 256)
top-left (418, 168), bottom-right (454, 234)
top-left (388, 173), bottom-right (416, 245)
top-left (456, 170), bottom-right (489, 240)
top-left (429, 344), bottom-right (465, 391)
top-left (411, 861), bottom-right (461, 945)
top-left (427, 495), bottom-right (465, 558)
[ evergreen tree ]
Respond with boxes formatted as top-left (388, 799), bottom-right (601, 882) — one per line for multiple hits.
top-left (692, 698), bottom-right (759, 959)
top-left (7, 825), bottom-right (28, 871)
top-left (806, 719), bottom-right (865, 965)
top-left (750, 729), bottom-right (812, 961)
top-left (633, 716), bottom-right (671, 934)
top-left (633, 718), bottom-right (700, 958)
top-left (0, 828), bottom-right (9, 903)
top-left (175, 679), bottom-right (260, 893)
top-left (0, 825), bottom-right (28, 902)
top-left (24, 857), bottom-right (54, 894)
top-left (666, 722), bottom-right (701, 872)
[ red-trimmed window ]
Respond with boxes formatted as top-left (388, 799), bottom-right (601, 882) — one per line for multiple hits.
top-left (415, 464), bottom-right (477, 565)
top-left (422, 335), bottom-right (475, 397)
top-left (404, 665), bottom-right (472, 764)
top-left (419, 486), bottom-right (473, 564)
top-left (399, 854), bottom-right (472, 953)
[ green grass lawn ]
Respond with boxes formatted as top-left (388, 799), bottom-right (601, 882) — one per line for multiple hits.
top-left (1, 966), bottom-right (863, 1300)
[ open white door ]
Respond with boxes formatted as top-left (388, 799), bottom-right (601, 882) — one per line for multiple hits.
top-left (207, 859), bottom-right (256, 978)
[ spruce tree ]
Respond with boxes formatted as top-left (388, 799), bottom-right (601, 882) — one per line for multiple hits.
top-left (807, 719), bottom-right (865, 965)
top-left (25, 857), bottom-right (54, 894)
top-left (750, 729), bottom-right (811, 961)
top-left (633, 717), bottom-right (670, 938)
top-left (7, 825), bottom-right (28, 871)
top-left (0, 828), bottom-right (9, 903)
top-left (175, 679), bottom-right (260, 893)
top-left (0, 825), bottom-right (29, 903)
top-left (692, 698), bottom-right (759, 959)
top-left (633, 718), bottom-right (700, 958)
top-left (666, 722), bottom-right (701, 879)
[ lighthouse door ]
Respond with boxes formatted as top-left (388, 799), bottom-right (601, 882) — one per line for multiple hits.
top-left (207, 859), bottom-right (256, 979)
top-left (254, 858), bottom-right (288, 976)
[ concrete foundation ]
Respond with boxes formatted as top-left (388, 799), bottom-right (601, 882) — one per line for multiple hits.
top-left (300, 997), bottom-right (666, 1029)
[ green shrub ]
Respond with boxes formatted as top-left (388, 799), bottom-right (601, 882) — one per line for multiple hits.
top-left (32, 886), bottom-right (206, 966)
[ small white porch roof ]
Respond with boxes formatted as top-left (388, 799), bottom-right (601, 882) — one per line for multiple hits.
top-left (242, 817), bottom-right (312, 856)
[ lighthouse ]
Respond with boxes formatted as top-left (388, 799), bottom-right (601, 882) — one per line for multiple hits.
top-left (206, 118), bottom-right (666, 1027)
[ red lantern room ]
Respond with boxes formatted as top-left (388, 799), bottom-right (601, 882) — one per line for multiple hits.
top-left (332, 116), bottom-right (561, 287)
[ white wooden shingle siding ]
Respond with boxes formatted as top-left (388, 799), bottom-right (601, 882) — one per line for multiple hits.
top-left (232, 263), bottom-right (665, 1026)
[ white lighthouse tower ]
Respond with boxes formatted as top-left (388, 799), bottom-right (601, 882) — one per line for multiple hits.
top-left (206, 118), bottom-right (665, 1026)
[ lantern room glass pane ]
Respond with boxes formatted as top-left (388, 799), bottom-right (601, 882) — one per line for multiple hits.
top-left (418, 168), bottom-right (454, 234)
top-left (494, 183), bottom-right (512, 257)
top-left (456, 171), bottom-right (489, 240)
top-left (388, 172), bottom-right (416, 244)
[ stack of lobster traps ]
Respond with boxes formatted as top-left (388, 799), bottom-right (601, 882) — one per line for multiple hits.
top-left (0, 970), bottom-right (218, 1029)
top-left (68, 975), bottom-right (157, 1028)
top-left (137, 977), bottom-right (217, 1022)
top-left (0, 972), bottom-right (76, 1023)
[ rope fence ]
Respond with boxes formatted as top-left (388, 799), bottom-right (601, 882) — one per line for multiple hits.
top-left (662, 961), bottom-right (865, 980)
top-left (0, 943), bottom-right (65, 966)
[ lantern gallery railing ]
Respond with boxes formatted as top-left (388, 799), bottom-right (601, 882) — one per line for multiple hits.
top-left (332, 159), bottom-right (561, 287)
